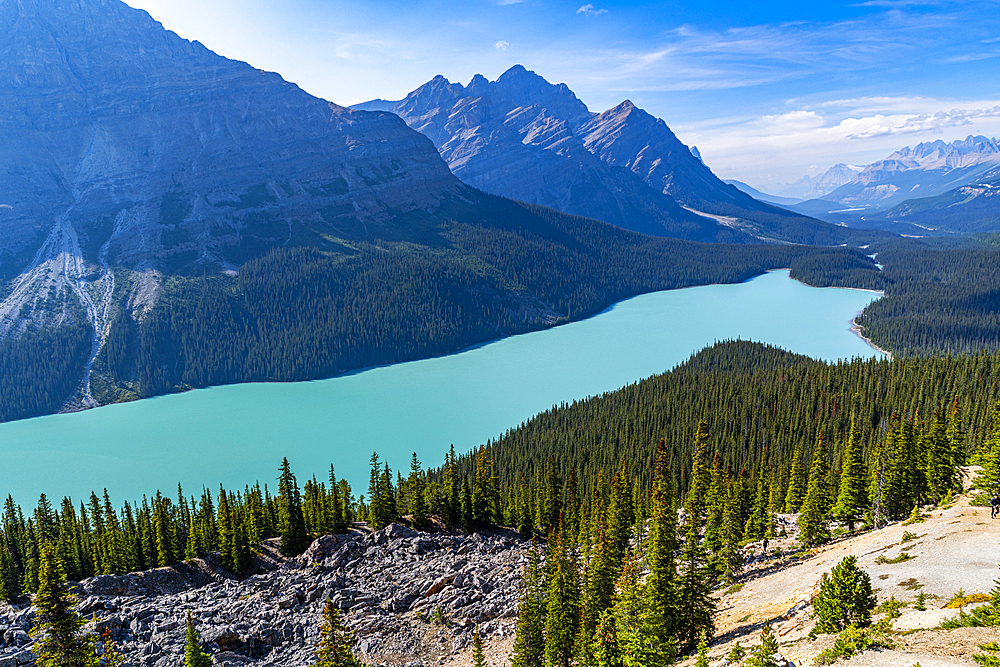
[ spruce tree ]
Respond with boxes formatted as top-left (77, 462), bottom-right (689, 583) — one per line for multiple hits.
top-left (314, 598), bottom-right (363, 667)
top-left (518, 475), bottom-right (534, 539)
top-left (408, 453), bottom-right (428, 528)
top-left (184, 613), bottom-right (212, 667)
top-left (511, 545), bottom-right (545, 667)
top-left (719, 472), bottom-right (744, 584)
top-left (925, 406), bottom-right (958, 501)
top-left (0, 539), bottom-right (21, 603)
top-left (461, 473), bottom-right (473, 533)
top-left (471, 631), bottom-right (487, 667)
top-left (643, 439), bottom-right (679, 653)
top-left (694, 630), bottom-right (710, 667)
top-left (744, 624), bottom-right (779, 667)
top-left (784, 443), bottom-right (807, 513)
top-left (832, 418), bottom-right (868, 531)
top-left (812, 555), bottom-right (876, 633)
top-left (30, 544), bottom-right (98, 667)
top-left (678, 428), bottom-right (716, 650)
top-left (278, 458), bottom-right (309, 556)
top-left (608, 556), bottom-right (668, 667)
top-left (545, 530), bottom-right (580, 667)
top-left (592, 610), bottom-right (623, 667)
top-left (798, 432), bottom-right (832, 546)
top-left (543, 457), bottom-right (563, 535)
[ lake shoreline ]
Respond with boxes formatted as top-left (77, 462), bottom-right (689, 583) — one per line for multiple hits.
top-left (852, 316), bottom-right (893, 360)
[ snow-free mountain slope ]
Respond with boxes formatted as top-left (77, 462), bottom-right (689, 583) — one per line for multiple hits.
top-left (724, 180), bottom-right (804, 207)
top-left (366, 66), bottom-right (864, 246)
top-left (370, 69), bottom-right (743, 242)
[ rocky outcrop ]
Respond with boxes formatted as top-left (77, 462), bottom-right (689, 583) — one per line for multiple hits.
top-left (0, 0), bottom-right (466, 343)
top-left (0, 525), bottom-right (528, 667)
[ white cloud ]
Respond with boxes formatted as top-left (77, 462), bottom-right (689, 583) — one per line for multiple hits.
top-left (845, 106), bottom-right (1000, 138)
top-left (494, 40), bottom-right (510, 50)
top-left (576, 4), bottom-right (608, 16)
top-left (676, 99), bottom-right (1000, 186)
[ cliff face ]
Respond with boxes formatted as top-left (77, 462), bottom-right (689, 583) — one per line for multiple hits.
top-left (0, 0), bottom-right (461, 276)
top-left (0, 0), bottom-right (473, 406)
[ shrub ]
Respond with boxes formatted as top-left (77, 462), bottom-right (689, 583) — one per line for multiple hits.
top-left (745, 624), bottom-right (780, 667)
top-left (901, 531), bottom-right (919, 542)
top-left (875, 595), bottom-right (907, 620)
top-left (902, 506), bottom-right (925, 526)
top-left (914, 591), bottom-right (927, 611)
top-left (812, 556), bottom-right (877, 634)
top-left (940, 580), bottom-right (1000, 628)
top-left (874, 552), bottom-right (915, 565)
top-left (814, 621), bottom-right (893, 665)
top-left (973, 641), bottom-right (1000, 667)
top-left (727, 641), bottom-right (747, 663)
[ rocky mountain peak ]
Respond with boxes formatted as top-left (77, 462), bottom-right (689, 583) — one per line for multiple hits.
top-left (489, 64), bottom-right (592, 128)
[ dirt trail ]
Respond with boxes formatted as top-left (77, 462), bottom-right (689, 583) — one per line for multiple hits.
top-left (701, 473), bottom-right (1000, 666)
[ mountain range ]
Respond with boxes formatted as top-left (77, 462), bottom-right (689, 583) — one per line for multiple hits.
top-left (0, 0), bottom-right (876, 422)
top-left (356, 67), bottom-right (853, 246)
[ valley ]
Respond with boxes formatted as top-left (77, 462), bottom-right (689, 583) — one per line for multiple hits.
top-left (0, 270), bottom-right (879, 507)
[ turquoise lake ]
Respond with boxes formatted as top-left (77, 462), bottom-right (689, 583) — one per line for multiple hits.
top-left (0, 270), bottom-right (882, 505)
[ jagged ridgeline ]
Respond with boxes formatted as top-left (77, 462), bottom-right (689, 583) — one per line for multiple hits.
top-left (460, 340), bottom-right (1000, 502)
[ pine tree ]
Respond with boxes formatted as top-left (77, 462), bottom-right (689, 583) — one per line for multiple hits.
top-left (278, 458), bottom-right (309, 556)
top-left (694, 630), bottom-right (710, 667)
top-left (784, 443), bottom-right (807, 513)
top-left (408, 453), bottom-right (428, 528)
top-left (643, 439), bottom-right (679, 654)
top-left (184, 613), bottom-right (212, 667)
top-left (833, 418), bottom-right (868, 531)
top-left (545, 529), bottom-right (580, 667)
top-left (314, 598), bottom-right (363, 667)
top-left (798, 432), bottom-right (832, 546)
top-left (511, 545), bottom-right (546, 667)
top-left (30, 544), bottom-right (98, 667)
top-left (471, 631), bottom-right (487, 667)
top-left (744, 624), bottom-right (779, 667)
top-left (812, 555), bottom-right (876, 634)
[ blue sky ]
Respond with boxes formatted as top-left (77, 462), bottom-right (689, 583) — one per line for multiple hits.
top-left (124, 0), bottom-right (1000, 189)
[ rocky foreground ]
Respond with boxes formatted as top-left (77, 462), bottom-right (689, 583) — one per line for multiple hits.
top-left (0, 524), bottom-right (529, 667)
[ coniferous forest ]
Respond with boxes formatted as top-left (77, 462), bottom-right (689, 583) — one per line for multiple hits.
top-left (5, 340), bottom-right (1000, 665)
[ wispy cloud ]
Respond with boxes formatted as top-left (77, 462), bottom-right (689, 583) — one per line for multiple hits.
top-left (677, 98), bottom-right (1000, 185)
top-left (846, 106), bottom-right (1000, 138)
top-left (494, 40), bottom-right (510, 50)
top-left (576, 4), bottom-right (608, 16)
top-left (549, 4), bottom-right (997, 96)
